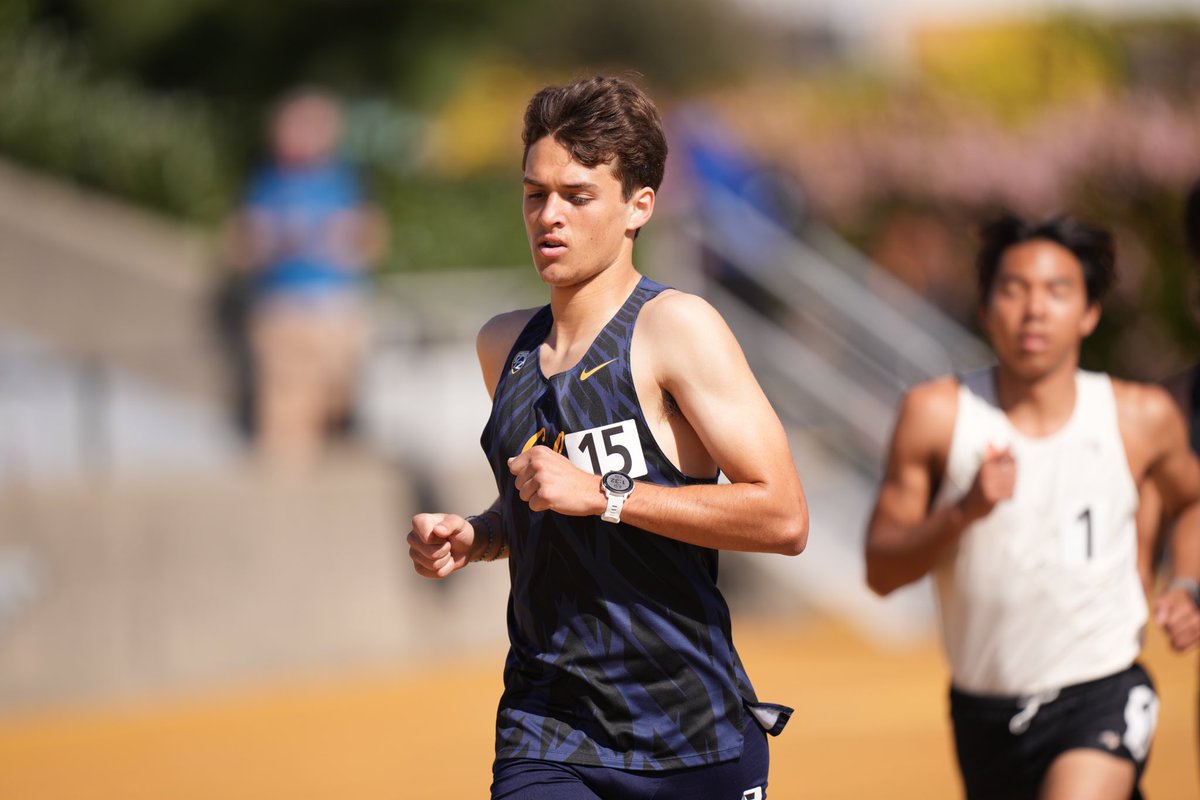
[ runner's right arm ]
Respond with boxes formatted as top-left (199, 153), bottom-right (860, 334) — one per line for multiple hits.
top-left (865, 378), bottom-right (1014, 595)
top-left (409, 500), bottom-right (506, 579)
top-left (405, 310), bottom-right (537, 580)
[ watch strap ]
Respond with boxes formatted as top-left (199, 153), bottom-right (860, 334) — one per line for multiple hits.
top-left (602, 493), bottom-right (627, 523)
top-left (1167, 577), bottom-right (1200, 608)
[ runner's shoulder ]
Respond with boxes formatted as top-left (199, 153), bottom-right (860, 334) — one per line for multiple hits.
top-left (890, 376), bottom-right (960, 462)
top-left (639, 288), bottom-right (728, 341)
top-left (901, 375), bottom-right (961, 421)
top-left (478, 307), bottom-right (541, 363)
top-left (477, 306), bottom-right (542, 393)
top-left (1112, 377), bottom-right (1181, 438)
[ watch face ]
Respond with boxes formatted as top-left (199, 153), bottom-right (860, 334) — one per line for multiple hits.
top-left (603, 472), bottom-right (633, 494)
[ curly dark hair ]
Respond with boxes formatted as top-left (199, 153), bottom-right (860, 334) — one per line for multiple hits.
top-left (522, 75), bottom-right (667, 201)
top-left (976, 213), bottom-right (1116, 305)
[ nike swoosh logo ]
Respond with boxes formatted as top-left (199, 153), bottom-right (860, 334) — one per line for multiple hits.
top-left (580, 359), bottom-right (617, 381)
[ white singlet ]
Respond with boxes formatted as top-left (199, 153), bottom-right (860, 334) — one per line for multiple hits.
top-left (931, 368), bottom-right (1145, 696)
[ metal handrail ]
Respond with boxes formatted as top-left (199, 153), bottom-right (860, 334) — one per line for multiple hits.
top-left (705, 282), bottom-right (895, 470)
top-left (688, 187), bottom-right (988, 378)
top-left (670, 185), bottom-right (989, 469)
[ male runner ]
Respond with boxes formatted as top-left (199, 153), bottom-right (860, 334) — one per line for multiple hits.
top-left (1144, 178), bottom-right (1200, 761)
top-left (407, 76), bottom-right (808, 800)
top-left (864, 213), bottom-right (1200, 799)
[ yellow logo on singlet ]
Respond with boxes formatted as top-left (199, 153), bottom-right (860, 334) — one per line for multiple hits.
top-left (579, 359), bottom-right (616, 381)
top-left (520, 428), bottom-right (565, 454)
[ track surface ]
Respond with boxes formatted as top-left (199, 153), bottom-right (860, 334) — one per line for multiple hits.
top-left (0, 617), bottom-right (1194, 799)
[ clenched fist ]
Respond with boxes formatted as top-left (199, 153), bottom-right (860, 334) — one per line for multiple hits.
top-left (408, 513), bottom-right (476, 579)
top-left (1154, 588), bottom-right (1200, 652)
top-left (960, 443), bottom-right (1016, 523)
top-left (508, 445), bottom-right (605, 516)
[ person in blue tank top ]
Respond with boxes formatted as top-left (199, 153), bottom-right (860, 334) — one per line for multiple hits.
top-left (407, 76), bottom-right (809, 799)
top-left (228, 89), bottom-right (386, 467)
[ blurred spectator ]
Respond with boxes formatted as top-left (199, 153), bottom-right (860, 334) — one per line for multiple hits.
top-left (224, 89), bottom-right (386, 468)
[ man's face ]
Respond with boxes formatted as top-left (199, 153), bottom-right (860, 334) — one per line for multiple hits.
top-left (522, 136), bottom-right (651, 287)
top-left (981, 239), bottom-right (1100, 380)
top-left (272, 95), bottom-right (342, 168)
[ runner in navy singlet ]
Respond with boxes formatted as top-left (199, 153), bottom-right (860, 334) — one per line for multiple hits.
top-left (407, 76), bottom-right (809, 799)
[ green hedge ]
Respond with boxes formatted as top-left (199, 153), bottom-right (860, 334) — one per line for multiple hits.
top-left (377, 172), bottom-right (529, 272)
top-left (0, 29), bottom-right (236, 221)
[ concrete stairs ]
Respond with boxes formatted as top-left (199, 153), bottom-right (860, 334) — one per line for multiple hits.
top-left (0, 454), bottom-right (511, 713)
top-left (0, 159), bottom-right (223, 405)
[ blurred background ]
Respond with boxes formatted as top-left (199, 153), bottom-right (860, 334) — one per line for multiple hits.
top-left (0, 0), bottom-right (1198, 797)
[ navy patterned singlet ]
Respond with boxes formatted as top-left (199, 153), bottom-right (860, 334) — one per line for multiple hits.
top-left (480, 276), bottom-right (790, 771)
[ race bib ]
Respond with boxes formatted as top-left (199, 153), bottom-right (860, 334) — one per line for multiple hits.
top-left (563, 419), bottom-right (648, 478)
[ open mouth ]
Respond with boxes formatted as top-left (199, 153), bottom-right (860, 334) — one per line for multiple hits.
top-left (537, 236), bottom-right (567, 257)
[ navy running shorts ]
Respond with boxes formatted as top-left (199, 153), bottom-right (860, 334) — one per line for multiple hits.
top-left (491, 720), bottom-right (770, 800)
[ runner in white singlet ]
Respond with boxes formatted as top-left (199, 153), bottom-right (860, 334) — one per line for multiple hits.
top-left (865, 213), bottom-right (1200, 800)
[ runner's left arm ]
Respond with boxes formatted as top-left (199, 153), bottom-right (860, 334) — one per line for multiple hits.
top-left (1139, 387), bottom-right (1200, 651)
top-left (506, 292), bottom-right (808, 555)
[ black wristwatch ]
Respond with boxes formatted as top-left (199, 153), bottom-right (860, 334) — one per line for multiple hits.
top-left (1168, 578), bottom-right (1200, 609)
top-left (600, 471), bottom-right (634, 523)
